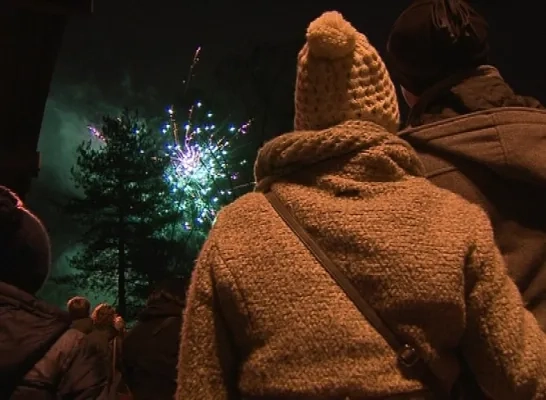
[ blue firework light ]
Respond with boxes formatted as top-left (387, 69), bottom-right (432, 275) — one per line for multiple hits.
top-left (86, 47), bottom-right (253, 235)
top-left (162, 101), bottom-right (251, 232)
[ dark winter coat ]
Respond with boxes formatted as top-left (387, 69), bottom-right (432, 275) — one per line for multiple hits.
top-left (122, 300), bottom-right (182, 400)
top-left (71, 317), bottom-right (94, 334)
top-left (0, 281), bottom-right (107, 399)
top-left (400, 65), bottom-right (546, 330)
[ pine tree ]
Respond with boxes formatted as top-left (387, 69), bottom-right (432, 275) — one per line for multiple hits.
top-left (63, 110), bottom-right (179, 317)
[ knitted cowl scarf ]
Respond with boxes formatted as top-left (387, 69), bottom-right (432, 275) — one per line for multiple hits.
top-left (254, 120), bottom-right (425, 192)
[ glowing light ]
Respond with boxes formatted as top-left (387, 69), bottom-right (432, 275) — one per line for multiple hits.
top-left (163, 100), bottom-right (252, 231)
top-left (85, 46), bottom-right (253, 236)
top-left (87, 103), bottom-right (253, 234)
top-left (87, 125), bottom-right (105, 141)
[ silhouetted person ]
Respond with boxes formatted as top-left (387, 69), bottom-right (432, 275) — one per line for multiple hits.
top-left (67, 295), bottom-right (93, 334)
top-left (88, 303), bottom-right (126, 398)
top-left (0, 186), bottom-right (107, 399)
top-left (123, 279), bottom-right (186, 400)
top-left (387, 0), bottom-right (546, 329)
top-left (176, 11), bottom-right (546, 400)
top-left (88, 303), bottom-right (118, 371)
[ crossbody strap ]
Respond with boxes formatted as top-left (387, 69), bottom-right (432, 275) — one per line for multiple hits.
top-left (264, 191), bottom-right (450, 398)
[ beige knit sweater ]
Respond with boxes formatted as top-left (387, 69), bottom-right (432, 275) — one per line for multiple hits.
top-left (176, 120), bottom-right (546, 400)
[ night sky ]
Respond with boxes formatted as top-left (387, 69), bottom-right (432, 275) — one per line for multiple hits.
top-left (30, 0), bottom-right (546, 304)
top-left (53, 1), bottom-right (546, 100)
top-left (39, 0), bottom-right (546, 194)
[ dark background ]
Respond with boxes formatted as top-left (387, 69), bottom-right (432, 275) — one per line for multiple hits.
top-left (54, 1), bottom-right (546, 112)
top-left (30, 1), bottom-right (546, 304)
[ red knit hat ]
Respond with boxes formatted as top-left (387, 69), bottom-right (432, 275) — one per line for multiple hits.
top-left (0, 186), bottom-right (51, 294)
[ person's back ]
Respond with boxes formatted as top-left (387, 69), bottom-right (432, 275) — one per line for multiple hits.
top-left (87, 326), bottom-right (113, 359)
top-left (123, 279), bottom-right (185, 399)
top-left (0, 186), bottom-right (107, 399)
top-left (387, 0), bottom-right (546, 328)
top-left (177, 12), bottom-right (546, 400)
top-left (87, 303), bottom-right (118, 377)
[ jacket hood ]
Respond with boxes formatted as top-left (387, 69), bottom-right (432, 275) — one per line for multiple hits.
top-left (0, 281), bottom-right (69, 381)
top-left (254, 120), bottom-right (424, 192)
top-left (139, 300), bottom-right (183, 321)
top-left (400, 107), bottom-right (546, 189)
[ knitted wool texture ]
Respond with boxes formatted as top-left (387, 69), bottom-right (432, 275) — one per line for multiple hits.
top-left (295, 11), bottom-right (400, 133)
top-left (176, 121), bottom-right (546, 399)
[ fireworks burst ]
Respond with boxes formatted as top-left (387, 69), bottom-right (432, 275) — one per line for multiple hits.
top-left (86, 46), bottom-right (253, 233)
top-left (163, 101), bottom-right (251, 230)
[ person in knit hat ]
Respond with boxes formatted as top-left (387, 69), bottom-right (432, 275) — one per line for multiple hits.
top-left (388, 0), bottom-right (546, 335)
top-left (176, 11), bottom-right (546, 400)
top-left (67, 295), bottom-right (94, 334)
top-left (294, 11), bottom-right (399, 133)
top-left (0, 186), bottom-right (107, 399)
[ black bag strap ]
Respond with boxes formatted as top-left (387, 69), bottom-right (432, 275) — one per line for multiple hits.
top-left (264, 191), bottom-right (451, 398)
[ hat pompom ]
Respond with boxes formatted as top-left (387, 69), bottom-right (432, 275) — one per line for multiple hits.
top-left (306, 11), bottom-right (357, 59)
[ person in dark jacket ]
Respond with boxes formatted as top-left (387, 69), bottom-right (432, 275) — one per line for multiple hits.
top-left (122, 279), bottom-right (186, 400)
top-left (67, 295), bottom-right (94, 334)
top-left (0, 186), bottom-right (107, 399)
top-left (387, 0), bottom-right (546, 331)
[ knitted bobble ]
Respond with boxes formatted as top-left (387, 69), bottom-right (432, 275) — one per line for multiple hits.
top-left (306, 11), bottom-right (357, 59)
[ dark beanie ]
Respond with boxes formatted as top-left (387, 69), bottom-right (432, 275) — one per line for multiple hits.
top-left (0, 186), bottom-right (51, 294)
top-left (387, 0), bottom-right (489, 95)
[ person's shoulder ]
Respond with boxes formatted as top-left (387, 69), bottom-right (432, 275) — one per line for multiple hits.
top-left (407, 176), bottom-right (490, 228)
top-left (210, 192), bottom-right (269, 232)
top-left (55, 328), bottom-right (107, 359)
top-left (36, 328), bottom-right (92, 372)
top-left (220, 192), bottom-right (266, 216)
top-left (51, 328), bottom-right (87, 352)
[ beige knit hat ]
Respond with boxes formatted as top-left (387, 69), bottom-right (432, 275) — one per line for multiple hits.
top-left (295, 11), bottom-right (400, 133)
